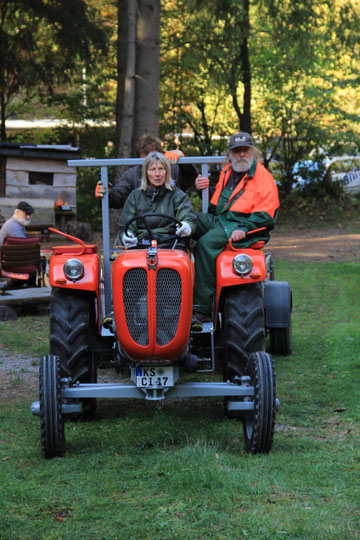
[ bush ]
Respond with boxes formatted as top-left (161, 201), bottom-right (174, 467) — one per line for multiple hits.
top-left (76, 167), bottom-right (103, 230)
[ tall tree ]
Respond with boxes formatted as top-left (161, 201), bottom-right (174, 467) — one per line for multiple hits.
top-left (0, 0), bottom-right (107, 140)
top-left (252, 0), bottom-right (360, 192)
top-left (119, 0), bottom-right (136, 158)
top-left (115, 0), bottom-right (160, 160)
top-left (161, 0), bottom-right (360, 165)
top-left (160, 0), bottom-right (254, 153)
top-left (114, 0), bottom-right (128, 158)
top-left (133, 0), bottom-right (160, 143)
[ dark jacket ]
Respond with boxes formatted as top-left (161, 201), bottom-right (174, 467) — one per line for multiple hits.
top-left (118, 185), bottom-right (197, 249)
top-left (109, 163), bottom-right (198, 209)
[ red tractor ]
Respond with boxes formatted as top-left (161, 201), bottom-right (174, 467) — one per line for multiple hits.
top-left (31, 156), bottom-right (292, 458)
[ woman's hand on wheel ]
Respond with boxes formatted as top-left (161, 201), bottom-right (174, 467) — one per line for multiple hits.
top-left (122, 231), bottom-right (138, 248)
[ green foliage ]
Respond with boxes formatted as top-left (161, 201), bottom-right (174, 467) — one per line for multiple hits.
top-left (76, 168), bottom-right (103, 229)
top-left (74, 127), bottom-right (115, 228)
top-left (160, 0), bottom-right (360, 175)
top-left (2, 0), bottom-right (360, 206)
top-left (0, 0), bottom-right (108, 139)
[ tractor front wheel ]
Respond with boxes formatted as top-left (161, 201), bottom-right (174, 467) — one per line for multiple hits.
top-left (243, 351), bottom-right (276, 454)
top-left (39, 354), bottom-right (65, 458)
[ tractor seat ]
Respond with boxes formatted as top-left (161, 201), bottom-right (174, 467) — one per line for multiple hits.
top-left (248, 240), bottom-right (265, 249)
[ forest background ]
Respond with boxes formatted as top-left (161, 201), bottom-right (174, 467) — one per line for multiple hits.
top-left (1, 0), bottom-right (360, 225)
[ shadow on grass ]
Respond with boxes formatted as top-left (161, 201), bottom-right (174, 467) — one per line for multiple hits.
top-left (64, 397), bottom-right (249, 457)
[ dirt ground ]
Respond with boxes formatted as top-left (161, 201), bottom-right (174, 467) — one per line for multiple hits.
top-left (266, 226), bottom-right (360, 262)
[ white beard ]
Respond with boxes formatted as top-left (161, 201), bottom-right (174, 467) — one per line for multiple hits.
top-left (17, 216), bottom-right (31, 226)
top-left (230, 155), bottom-right (254, 173)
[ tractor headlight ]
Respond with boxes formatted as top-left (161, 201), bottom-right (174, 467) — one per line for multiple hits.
top-left (63, 258), bottom-right (84, 281)
top-left (232, 254), bottom-right (253, 276)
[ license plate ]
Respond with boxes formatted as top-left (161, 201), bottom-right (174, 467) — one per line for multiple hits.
top-left (134, 366), bottom-right (175, 388)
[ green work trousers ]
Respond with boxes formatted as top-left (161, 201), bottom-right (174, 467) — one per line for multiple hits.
top-left (193, 213), bottom-right (228, 313)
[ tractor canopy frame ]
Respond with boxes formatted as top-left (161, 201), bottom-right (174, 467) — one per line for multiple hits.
top-left (68, 155), bottom-right (226, 315)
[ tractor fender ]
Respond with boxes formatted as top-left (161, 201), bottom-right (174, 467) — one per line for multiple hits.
top-left (264, 280), bottom-right (292, 328)
top-left (49, 252), bottom-right (100, 292)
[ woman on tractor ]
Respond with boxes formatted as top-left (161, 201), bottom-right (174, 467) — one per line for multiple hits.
top-left (118, 152), bottom-right (197, 250)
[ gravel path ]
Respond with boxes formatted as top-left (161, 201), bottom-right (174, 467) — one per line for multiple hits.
top-left (0, 348), bottom-right (39, 399)
top-left (0, 348), bottom-right (39, 375)
top-left (0, 346), bottom-right (122, 400)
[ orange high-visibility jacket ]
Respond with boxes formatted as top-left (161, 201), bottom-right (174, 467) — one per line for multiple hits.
top-left (210, 162), bottom-right (279, 219)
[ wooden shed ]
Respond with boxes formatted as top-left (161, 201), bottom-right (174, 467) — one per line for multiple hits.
top-left (0, 143), bottom-right (81, 225)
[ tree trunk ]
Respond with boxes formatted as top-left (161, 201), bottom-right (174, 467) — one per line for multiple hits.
top-left (133, 0), bottom-right (160, 146)
top-left (240, 0), bottom-right (251, 133)
top-left (114, 0), bottom-right (128, 158)
top-left (120, 0), bottom-right (136, 157)
top-left (230, 0), bottom-right (251, 133)
top-left (114, 0), bottom-right (136, 190)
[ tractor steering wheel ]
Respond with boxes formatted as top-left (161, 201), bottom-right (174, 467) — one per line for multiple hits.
top-left (124, 213), bottom-right (182, 247)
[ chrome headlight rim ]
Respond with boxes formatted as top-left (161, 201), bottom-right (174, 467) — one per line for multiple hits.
top-left (63, 258), bottom-right (84, 281)
top-left (232, 254), bottom-right (253, 276)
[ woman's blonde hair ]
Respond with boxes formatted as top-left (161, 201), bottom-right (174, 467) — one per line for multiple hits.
top-left (141, 152), bottom-right (173, 191)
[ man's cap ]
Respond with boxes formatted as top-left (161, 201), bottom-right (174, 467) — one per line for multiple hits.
top-left (17, 201), bottom-right (35, 214)
top-left (228, 132), bottom-right (254, 151)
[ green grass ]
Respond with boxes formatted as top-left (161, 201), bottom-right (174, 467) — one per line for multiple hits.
top-left (1, 261), bottom-right (360, 539)
top-left (0, 312), bottom-right (49, 358)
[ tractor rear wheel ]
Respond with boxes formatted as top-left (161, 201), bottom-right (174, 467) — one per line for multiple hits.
top-left (243, 351), bottom-right (276, 454)
top-left (223, 283), bottom-right (265, 379)
top-left (269, 319), bottom-right (293, 356)
top-left (39, 354), bottom-right (65, 458)
top-left (50, 288), bottom-right (97, 420)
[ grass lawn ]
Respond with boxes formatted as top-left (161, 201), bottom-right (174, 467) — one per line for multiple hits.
top-left (1, 260), bottom-right (359, 539)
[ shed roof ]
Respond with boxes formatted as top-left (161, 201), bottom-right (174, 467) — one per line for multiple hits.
top-left (0, 143), bottom-right (81, 161)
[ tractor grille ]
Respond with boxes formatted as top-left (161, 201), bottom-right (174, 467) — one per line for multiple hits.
top-left (123, 268), bottom-right (149, 346)
top-left (156, 269), bottom-right (182, 346)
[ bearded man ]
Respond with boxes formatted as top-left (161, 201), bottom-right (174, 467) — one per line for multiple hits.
top-left (192, 132), bottom-right (279, 325)
top-left (0, 201), bottom-right (35, 244)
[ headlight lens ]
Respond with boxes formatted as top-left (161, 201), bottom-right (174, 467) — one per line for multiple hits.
top-left (232, 254), bottom-right (253, 276)
top-left (63, 258), bottom-right (84, 281)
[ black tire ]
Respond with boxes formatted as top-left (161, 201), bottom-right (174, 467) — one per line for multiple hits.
top-left (243, 351), bottom-right (276, 454)
top-left (269, 318), bottom-right (293, 356)
top-left (269, 258), bottom-right (275, 281)
top-left (39, 354), bottom-right (65, 458)
top-left (265, 253), bottom-right (275, 281)
top-left (223, 283), bottom-right (266, 379)
top-left (50, 288), bottom-right (97, 420)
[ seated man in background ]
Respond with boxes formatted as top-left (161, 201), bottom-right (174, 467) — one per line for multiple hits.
top-left (192, 132), bottom-right (280, 327)
top-left (95, 133), bottom-right (197, 207)
top-left (0, 201), bottom-right (35, 244)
